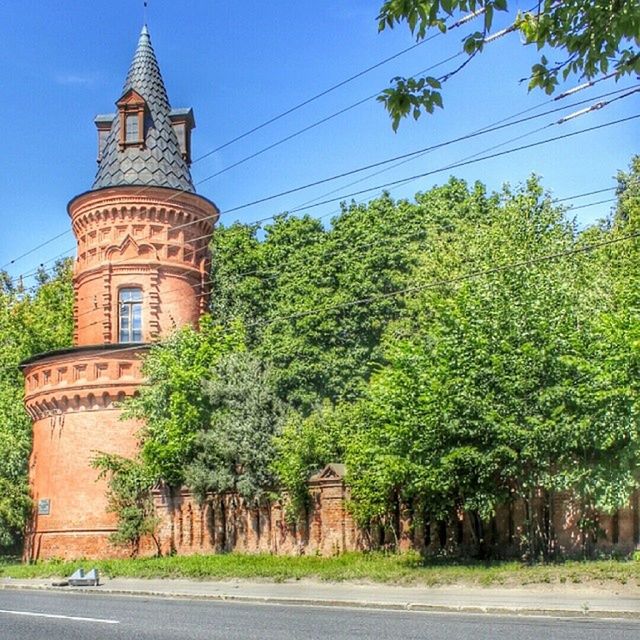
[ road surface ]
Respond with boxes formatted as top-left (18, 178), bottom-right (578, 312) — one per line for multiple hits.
top-left (0, 589), bottom-right (638, 639)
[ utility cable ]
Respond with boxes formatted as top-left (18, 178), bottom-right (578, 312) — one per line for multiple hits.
top-left (6, 71), bottom-right (633, 280)
top-left (11, 87), bottom-right (638, 287)
top-left (71, 224), bottom-right (640, 337)
top-left (191, 7), bottom-right (488, 165)
top-left (72, 187), bottom-right (626, 331)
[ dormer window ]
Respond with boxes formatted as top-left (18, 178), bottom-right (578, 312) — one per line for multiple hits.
top-left (125, 114), bottom-right (139, 143)
top-left (169, 108), bottom-right (195, 165)
top-left (94, 114), bottom-right (114, 163)
top-left (116, 89), bottom-right (146, 149)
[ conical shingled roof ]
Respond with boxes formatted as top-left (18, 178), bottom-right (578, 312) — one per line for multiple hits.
top-left (92, 26), bottom-right (195, 193)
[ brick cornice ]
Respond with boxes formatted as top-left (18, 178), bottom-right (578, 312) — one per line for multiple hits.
top-left (68, 186), bottom-right (218, 233)
top-left (23, 348), bottom-right (147, 420)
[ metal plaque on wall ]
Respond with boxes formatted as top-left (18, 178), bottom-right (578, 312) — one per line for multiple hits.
top-left (37, 499), bottom-right (50, 515)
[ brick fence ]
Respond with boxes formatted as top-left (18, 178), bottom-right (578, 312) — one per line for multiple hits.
top-left (150, 464), bottom-right (640, 558)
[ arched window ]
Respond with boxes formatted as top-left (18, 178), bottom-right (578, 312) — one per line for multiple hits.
top-left (119, 288), bottom-right (143, 343)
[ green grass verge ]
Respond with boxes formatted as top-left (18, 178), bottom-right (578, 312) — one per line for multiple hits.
top-left (1, 552), bottom-right (639, 587)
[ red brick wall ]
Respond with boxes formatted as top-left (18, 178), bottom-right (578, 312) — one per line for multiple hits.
top-left (145, 482), bottom-right (640, 560)
top-left (23, 183), bottom-right (218, 562)
top-left (68, 187), bottom-right (217, 346)
top-left (150, 480), bottom-right (362, 557)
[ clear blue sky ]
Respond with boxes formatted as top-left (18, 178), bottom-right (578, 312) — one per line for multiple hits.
top-left (0, 0), bottom-right (637, 285)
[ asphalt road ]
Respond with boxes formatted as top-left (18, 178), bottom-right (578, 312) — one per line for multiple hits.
top-left (1, 589), bottom-right (639, 639)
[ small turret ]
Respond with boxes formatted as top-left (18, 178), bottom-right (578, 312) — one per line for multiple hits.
top-left (93, 25), bottom-right (195, 192)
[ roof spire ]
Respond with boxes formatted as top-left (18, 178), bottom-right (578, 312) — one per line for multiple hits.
top-left (92, 26), bottom-right (195, 193)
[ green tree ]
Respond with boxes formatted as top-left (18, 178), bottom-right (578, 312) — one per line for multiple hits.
top-left (558, 156), bottom-right (640, 550)
top-left (185, 352), bottom-right (288, 506)
top-left (273, 179), bottom-right (496, 519)
top-left (92, 453), bottom-right (160, 557)
top-left (377, 1), bottom-right (640, 129)
top-left (0, 260), bottom-right (73, 551)
top-left (311, 177), bottom-right (622, 557)
top-left (273, 402), bottom-right (351, 516)
top-left (122, 316), bottom-right (245, 486)
top-left (210, 185), bottom-right (489, 412)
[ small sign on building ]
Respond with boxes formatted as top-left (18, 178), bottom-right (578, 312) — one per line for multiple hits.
top-left (38, 499), bottom-right (51, 516)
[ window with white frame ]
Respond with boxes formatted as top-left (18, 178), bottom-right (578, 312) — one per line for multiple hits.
top-left (119, 288), bottom-right (143, 343)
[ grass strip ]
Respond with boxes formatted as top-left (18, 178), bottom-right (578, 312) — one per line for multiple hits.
top-left (1, 552), bottom-right (639, 587)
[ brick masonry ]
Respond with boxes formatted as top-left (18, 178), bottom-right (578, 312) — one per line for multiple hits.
top-left (145, 467), bottom-right (640, 559)
top-left (22, 183), bottom-right (218, 562)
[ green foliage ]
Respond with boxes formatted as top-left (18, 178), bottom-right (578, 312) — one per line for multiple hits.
top-left (562, 157), bottom-right (640, 520)
top-left (270, 165), bottom-right (640, 557)
top-left (0, 477), bottom-right (31, 550)
top-left (122, 315), bottom-right (245, 486)
top-left (377, 1), bottom-right (640, 127)
top-left (378, 76), bottom-right (443, 132)
top-left (92, 453), bottom-right (159, 556)
top-left (185, 352), bottom-right (287, 505)
top-left (210, 185), bottom-right (485, 412)
top-left (0, 260), bottom-right (73, 550)
top-left (273, 403), bottom-right (351, 515)
top-left (340, 179), bottom-right (586, 530)
top-left (2, 552), bottom-right (639, 586)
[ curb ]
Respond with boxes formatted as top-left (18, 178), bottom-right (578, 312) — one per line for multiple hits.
top-left (1, 583), bottom-right (639, 620)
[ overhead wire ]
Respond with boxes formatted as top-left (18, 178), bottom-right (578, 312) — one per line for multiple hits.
top-left (15, 89), bottom-right (640, 296)
top-left (6, 44), bottom-right (633, 280)
top-left (1, 6), bottom-right (545, 277)
top-left (6, 221), bottom-right (636, 375)
top-left (72, 185), bottom-right (624, 334)
top-left (69, 224), bottom-right (640, 341)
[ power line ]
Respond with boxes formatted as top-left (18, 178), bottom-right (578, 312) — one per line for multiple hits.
top-left (73, 188), bottom-right (625, 331)
top-left (4, 225), bottom-right (637, 374)
top-left (7, 76), bottom-right (635, 285)
top-left (280, 113), bottom-right (639, 216)
top-left (0, 229), bottom-right (72, 271)
top-left (567, 198), bottom-right (616, 212)
top-left (10, 89), bottom-right (638, 287)
top-left (191, 8), bottom-right (489, 166)
top-left (287, 83), bottom-right (636, 216)
top-left (246, 231), bottom-right (640, 329)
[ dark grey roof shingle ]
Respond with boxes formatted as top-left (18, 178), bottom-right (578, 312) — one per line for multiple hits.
top-left (92, 25), bottom-right (194, 193)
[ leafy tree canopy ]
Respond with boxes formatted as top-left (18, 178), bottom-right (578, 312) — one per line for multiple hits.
top-left (0, 260), bottom-right (73, 549)
top-left (377, 1), bottom-right (640, 129)
top-left (122, 316), bottom-right (245, 486)
top-left (273, 162), bottom-right (640, 557)
top-left (185, 351), bottom-right (288, 506)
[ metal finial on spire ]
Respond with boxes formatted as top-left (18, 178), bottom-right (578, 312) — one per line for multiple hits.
top-left (143, 1), bottom-right (148, 25)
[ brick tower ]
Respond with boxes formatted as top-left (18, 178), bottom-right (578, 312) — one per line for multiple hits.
top-left (22, 26), bottom-right (218, 560)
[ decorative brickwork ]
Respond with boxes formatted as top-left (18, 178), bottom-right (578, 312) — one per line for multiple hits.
top-left (69, 187), bottom-right (216, 346)
top-left (150, 466), bottom-right (360, 557)
top-left (145, 467), bottom-right (640, 560)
